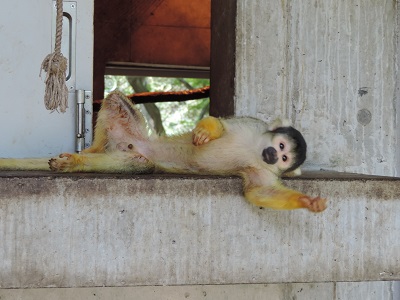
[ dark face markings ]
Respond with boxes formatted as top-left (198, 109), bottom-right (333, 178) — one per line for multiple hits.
top-left (261, 134), bottom-right (294, 172)
top-left (262, 147), bottom-right (278, 165)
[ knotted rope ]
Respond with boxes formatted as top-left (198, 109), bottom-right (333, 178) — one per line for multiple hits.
top-left (40, 0), bottom-right (68, 112)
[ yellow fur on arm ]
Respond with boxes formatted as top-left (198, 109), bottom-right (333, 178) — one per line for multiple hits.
top-left (244, 184), bottom-right (307, 210)
top-left (241, 168), bottom-right (327, 212)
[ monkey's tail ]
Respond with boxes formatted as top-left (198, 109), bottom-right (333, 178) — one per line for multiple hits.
top-left (0, 158), bottom-right (51, 171)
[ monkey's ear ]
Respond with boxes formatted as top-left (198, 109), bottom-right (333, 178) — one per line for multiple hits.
top-left (268, 118), bottom-right (291, 131)
top-left (283, 167), bottom-right (302, 177)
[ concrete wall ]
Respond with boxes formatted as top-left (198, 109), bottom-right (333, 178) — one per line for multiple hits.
top-left (0, 174), bottom-right (399, 288)
top-left (235, 0), bottom-right (399, 177)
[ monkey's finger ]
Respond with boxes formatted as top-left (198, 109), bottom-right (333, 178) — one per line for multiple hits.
top-left (197, 134), bottom-right (209, 145)
top-left (192, 133), bottom-right (200, 145)
top-left (192, 130), bottom-right (200, 145)
top-left (193, 129), bottom-right (210, 146)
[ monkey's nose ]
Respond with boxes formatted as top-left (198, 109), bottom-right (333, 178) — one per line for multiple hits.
top-left (262, 147), bottom-right (278, 165)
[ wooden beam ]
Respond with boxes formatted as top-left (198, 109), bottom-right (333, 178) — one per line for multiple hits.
top-left (210, 0), bottom-right (236, 117)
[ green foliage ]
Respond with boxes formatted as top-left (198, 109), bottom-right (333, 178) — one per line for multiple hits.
top-left (104, 75), bottom-right (210, 135)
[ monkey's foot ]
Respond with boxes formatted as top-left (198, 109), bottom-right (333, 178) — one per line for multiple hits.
top-left (299, 196), bottom-right (327, 213)
top-left (49, 153), bottom-right (83, 172)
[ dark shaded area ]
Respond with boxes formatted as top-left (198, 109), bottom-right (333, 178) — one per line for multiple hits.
top-left (1, 170), bottom-right (398, 181)
top-left (94, 0), bottom-right (211, 100)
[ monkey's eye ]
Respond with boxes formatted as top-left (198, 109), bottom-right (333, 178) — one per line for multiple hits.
top-left (282, 155), bottom-right (287, 162)
top-left (279, 143), bottom-right (284, 150)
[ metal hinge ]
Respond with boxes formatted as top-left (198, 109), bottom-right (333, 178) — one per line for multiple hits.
top-left (76, 90), bottom-right (93, 152)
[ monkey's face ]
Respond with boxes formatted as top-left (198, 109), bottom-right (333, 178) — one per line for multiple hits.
top-left (262, 133), bottom-right (296, 173)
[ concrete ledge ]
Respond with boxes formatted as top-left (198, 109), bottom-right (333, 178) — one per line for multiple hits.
top-left (0, 172), bottom-right (399, 288)
top-left (1, 281), bottom-right (398, 300)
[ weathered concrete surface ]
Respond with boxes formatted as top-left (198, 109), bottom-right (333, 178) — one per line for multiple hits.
top-left (235, 0), bottom-right (399, 177)
top-left (336, 281), bottom-right (399, 300)
top-left (0, 282), bottom-right (398, 300)
top-left (0, 283), bottom-right (351, 300)
top-left (0, 173), bottom-right (399, 288)
top-left (0, 283), bottom-right (333, 300)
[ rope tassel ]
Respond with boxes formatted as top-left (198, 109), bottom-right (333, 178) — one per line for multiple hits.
top-left (40, 0), bottom-right (69, 113)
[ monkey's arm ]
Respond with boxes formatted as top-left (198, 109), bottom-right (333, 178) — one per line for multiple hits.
top-left (192, 116), bottom-right (224, 146)
top-left (244, 184), bottom-right (327, 212)
top-left (241, 168), bottom-right (327, 212)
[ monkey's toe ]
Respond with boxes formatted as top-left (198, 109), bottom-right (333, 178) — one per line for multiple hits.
top-left (48, 157), bottom-right (66, 172)
top-left (132, 154), bottom-right (149, 163)
top-left (48, 158), bottom-right (57, 171)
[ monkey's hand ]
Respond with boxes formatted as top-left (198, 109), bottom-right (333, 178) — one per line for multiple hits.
top-left (192, 116), bottom-right (224, 146)
top-left (299, 196), bottom-right (327, 212)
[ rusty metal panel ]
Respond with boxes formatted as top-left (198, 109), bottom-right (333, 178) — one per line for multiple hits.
top-left (0, 175), bottom-right (399, 288)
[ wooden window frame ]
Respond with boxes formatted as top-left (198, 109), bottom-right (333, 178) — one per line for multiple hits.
top-left (210, 0), bottom-right (236, 117)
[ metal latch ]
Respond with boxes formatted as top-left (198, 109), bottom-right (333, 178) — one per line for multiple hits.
top-left (76, 90), bottom-right (93, 152)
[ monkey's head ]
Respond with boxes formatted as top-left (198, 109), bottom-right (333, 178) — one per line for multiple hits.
top-left (261, 122), bottom-right (307, 175)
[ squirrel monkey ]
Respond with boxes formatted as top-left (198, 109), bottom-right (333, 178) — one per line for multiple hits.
top-left (0, 91), bottom-right (327, 212)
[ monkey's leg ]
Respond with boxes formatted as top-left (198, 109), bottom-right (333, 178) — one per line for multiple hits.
top-left (82, 116), bottom-right (108, 153)
top-left (192, 116), bottom-right (224, 146)
top-left (83, 91), bottom-right (150, 154)
top-left (78, 98), bottom-right (112, 154)
top-left (49, 152), bottom-right (154, 173)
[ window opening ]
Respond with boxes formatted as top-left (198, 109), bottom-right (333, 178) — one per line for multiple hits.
top-left (104, 75), bottom-right (210, 136)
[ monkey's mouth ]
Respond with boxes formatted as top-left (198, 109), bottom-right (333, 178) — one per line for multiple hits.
top-left (262, 147), bottom-right (278, 165)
